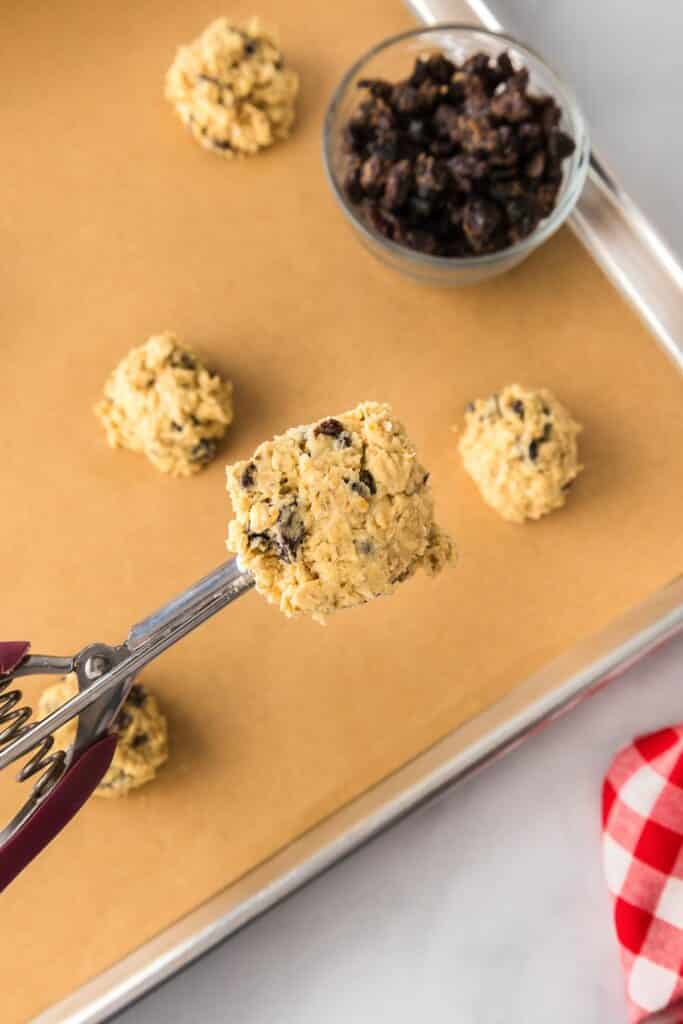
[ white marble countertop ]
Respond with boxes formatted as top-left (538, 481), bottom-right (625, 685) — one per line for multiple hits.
top-left (115, 2), bottom-right (683, 1021)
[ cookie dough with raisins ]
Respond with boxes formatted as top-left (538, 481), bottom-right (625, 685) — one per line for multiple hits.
top-left (165, 16), bottom-right (299, 157)
top-left (95, 332), bottom-right (233, 477)
top-left (38, 677), bottom-right (168, 798)
top-left (226, 401), bottom-right (455, 622)
top-left (459, 384), bottom-right (582, 523)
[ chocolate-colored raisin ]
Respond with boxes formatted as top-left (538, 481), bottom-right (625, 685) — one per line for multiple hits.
top-left (276, 504), bottom-right (306, 562)
top-left (415, 153), bottom-right (448, 196)
top-left (128, 685), bottom-right (147, 707)
top-left (359, 469), bottom-right (377, 495)
top-left (241, 462), bottom-right (256, 488)
top-left (383, 159), bottom-right (413, 209)
top-left (131, 732), bottom-right (148, 749)
top-left (409, 58), bottom-right (430, 87)
top-left (512, 399), bottom-right (525, 419)
top-left (391, 83), bottom-right (422, 116)
top-left (189, 439), bottom-right (217, 464)
top-left (525, 150), bottom-right (546, 178)
top-left (489, 77), bottom-right (532, 122)
top-left (247, 531), bottom-right (272, 553)
top-left (426, 53), bottom-right (456, 84)
top-left (463, 198), bottom-right (502, 250)
top-left (116, 709), bottom-right (132, 731)
top-left (170, 351), bottom-right (196, 370)
top-left (357, 78), bottom-right (393, 102)
top-left (314, 418), bottom-right (345, 438)
top-left (360, 154), bottom-right (387, 197)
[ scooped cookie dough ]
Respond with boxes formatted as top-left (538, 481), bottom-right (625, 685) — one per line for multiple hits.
top-left (95, 332), bottom-right (233, 477)
top-left (459, 384), bottom-right (582, 523)
top-left (39, 677), bottom-right (168, 798)
top-left (165, 16), bottom-right (299, 157)
top-left (226, 401), bottom-right (455, 622)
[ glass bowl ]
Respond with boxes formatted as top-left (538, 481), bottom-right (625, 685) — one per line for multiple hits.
top-left (322, 25), bottom-right (590, 287)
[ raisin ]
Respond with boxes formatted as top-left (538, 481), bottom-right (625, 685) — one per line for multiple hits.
top-left (410, 58), bottom-right (431, 87)
top-left (489, 79), bottom-right (532, 122)
top-left (360, 468), bottom-right (376, 493)
top-left (391, 83), bottom-right (422, 116)
top-left (512, 399), bottom-right (525, 419)
top-left (247, 531), bottom-right (271, 552)
top-left (127, 685), bottom-right (147, 707)
top-left (276, 504), bottom-right (306, 562)
top-left (241, 462), bottom-right (256, 488)
top-left (525, 150), bottom-right (546, 179)
top-left (350, 468), bottom-right (377, 499)
top-left (170, 351), bottom-right (196, 370)
top-left (383, 159), bottom-right (412, 209)
top-left (189, 439), bottom-right (217, 464)
top-left (314, 418), bottom-right (345, 438)
top-left (528, 439), bottom-right (539, 461)
top-left (170, 421), bottom-right (182, 432)
top-left (426, 54), bottom-right (456, 84)
top-left (548, 128), bottom-right (576, 160)
top-left (497, 51), bottom-right (515, 79)
top-left (116, 709), bottom-right (132, 730)
top-left (463, 198), bottom-right (502, 251)
top-left (360, 154), bottom-right (387, 197)
top-left (355, 538), bottom-right (374, 556)
top-left (358, 78), bottom-right (393, 102)
top-left (131, 732), bottom-right (148, 749)
top-left (415, 153), bottom-right (448, 196)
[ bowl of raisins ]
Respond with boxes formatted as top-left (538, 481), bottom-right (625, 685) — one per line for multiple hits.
top-left (322, 25), bottom-right (589, 286)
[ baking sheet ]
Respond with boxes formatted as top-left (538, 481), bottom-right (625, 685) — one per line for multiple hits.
top-left (2, 1), bottom-right (683, 1021)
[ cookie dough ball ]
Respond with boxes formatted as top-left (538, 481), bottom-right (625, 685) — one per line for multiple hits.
top-left (95, 332), bottom-right (233, 477)
top-left (39, 677), bottom-right (168, 798)
top-left (165, 16), bottom-right (299, 157)
top-left (226, 401), bottom-right (456, 622)
top-left (459, 384), bottom-right (582, 523)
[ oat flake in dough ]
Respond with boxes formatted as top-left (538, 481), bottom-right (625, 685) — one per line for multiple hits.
top-left (459, 384), bottom-right (582, 523)
top-left (226, 401), bottom-right (456, 622)
top-left (95, 332), bottom-right (233, 477)
top-left (165, 16), bottom-right (299, 157)
top-left (38, 677), bottom-right (168, 798)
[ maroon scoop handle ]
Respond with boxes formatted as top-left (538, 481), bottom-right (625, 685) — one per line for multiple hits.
top-left (0, 733), bottom-right (117, 892)
top-left (0, 641), bottom-right (117, 891)
top-left (0, 641), bottom-right (30, 674)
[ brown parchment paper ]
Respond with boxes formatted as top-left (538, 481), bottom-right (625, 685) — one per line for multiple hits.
top-left (1, 1), bottom-right (682, 1019)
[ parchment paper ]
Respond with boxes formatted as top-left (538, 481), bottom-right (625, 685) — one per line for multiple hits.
top-left (1, 1), bottom-right (682, 1020)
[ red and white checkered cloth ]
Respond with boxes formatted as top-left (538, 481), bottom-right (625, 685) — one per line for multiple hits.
top-left (603, 726), bottom-right (683, 1023)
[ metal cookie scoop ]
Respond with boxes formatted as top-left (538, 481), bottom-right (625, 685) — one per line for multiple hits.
top-left (0, 558), bottom-right (253, 890)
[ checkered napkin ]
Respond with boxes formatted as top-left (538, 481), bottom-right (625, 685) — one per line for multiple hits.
top-left (603, 727), bottom-right (683, 1022)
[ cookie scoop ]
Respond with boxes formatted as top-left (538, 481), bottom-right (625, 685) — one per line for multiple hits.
top-left (0, 401), bottom-right (453, 887)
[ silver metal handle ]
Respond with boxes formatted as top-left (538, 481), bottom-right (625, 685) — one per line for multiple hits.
top-left (128, 557), bottom-right (253, 653)
top-left (0, 559), bottom-right (254, 773)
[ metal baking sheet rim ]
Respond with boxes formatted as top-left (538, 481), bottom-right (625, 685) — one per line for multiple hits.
top-left (34, 0), bottom-right (683, 1020)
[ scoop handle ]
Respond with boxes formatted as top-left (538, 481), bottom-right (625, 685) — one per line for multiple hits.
top-left (0, 733), bottom-right (117, 892)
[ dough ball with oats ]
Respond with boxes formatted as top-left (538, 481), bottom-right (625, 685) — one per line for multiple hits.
top-left (95, 332), bottom-right (233, 477)
top-left (165, 16), bottom-right (299, 157)
top-left (459, 384), bottom-right (582, 523)
top-left (39, 677), bottom-right (168, 798)
top-left (226, 401), bottom-right (456, 622)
